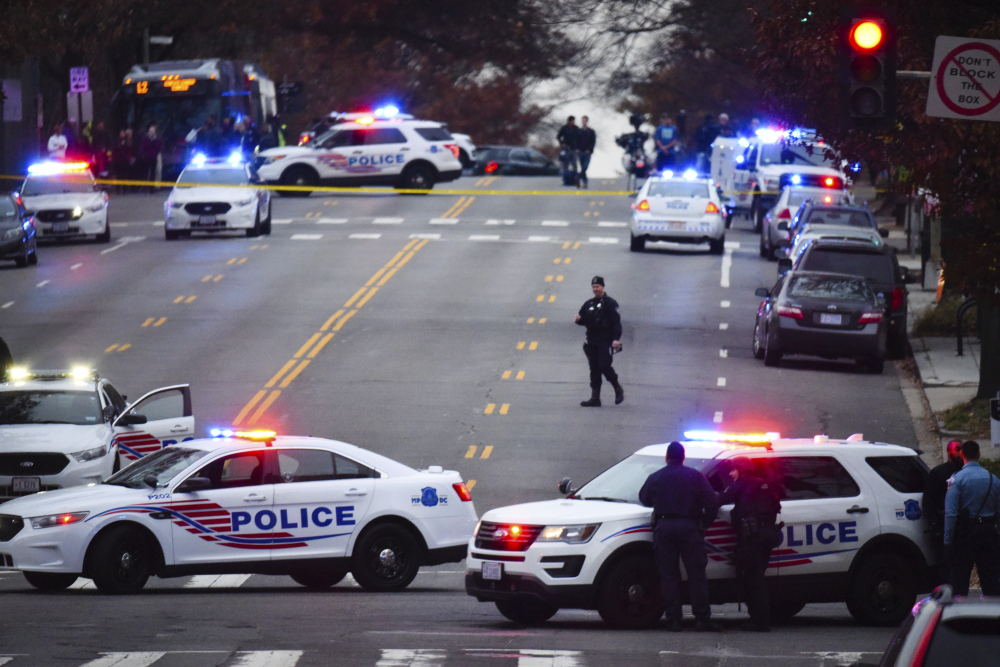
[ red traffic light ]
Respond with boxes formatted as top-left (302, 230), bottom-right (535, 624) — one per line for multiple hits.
top-left (850, 21), bottom-right (883, 51)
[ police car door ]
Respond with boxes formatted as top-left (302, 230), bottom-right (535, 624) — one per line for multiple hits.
top-left (314, 129), bottom-right (357, 179)
top-left (772, 454), bottom-right (880, 578)
top-left (359, 127), bottom-right (409, 178)
top-left (169, 450), bottom-right (273, 564)
top-left (112, 385), bottom-right (194, 466)
top-left (269, 447), bottom-right (374, 560)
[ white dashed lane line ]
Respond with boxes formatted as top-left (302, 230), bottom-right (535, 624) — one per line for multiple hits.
top-left (528, 236), bottom-right (552, 242)
top-left (318, 218), bottom-right (347, 224)
top-left (720, 300), bottom-right (731, 308)
top-left (430, 218), bottom-right (459, 225)
top-left (542, 220), bottom-right (569, 226)
top-left (719, 323), bottom-right (728, 330)
top-left (719, 349), bottom-right (728, 358)
top-left (1, 301), bottom-right (13, 308)
top-left (409, 233), bottom-right (441, 240)
top-left (348, 233), bottom-right (382, 240)
top-left (714, 411), bottom-right (724, 423)
top-left (291, 234), bottom-right (323, 240)
top-left (71, 263), bottom-right (83, 270)
top-left (372, 217), bottom-right (402, 224)
top-left (469, 235), bottom-right (500, 241)
top-left (588, 237), bottom-right (618, 244)
top-left (717, 377), bottom-right (727, 387)
top-left (36, 280), bottom-right (49, 288)
top-left (598, 221), bottom-right (628, 227)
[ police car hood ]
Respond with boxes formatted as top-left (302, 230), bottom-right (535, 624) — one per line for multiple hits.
top-left (0, 482), bottom-right (138, 517)
top-left (258, 146), bottom-right (314, 159)
top-left (22, 192), bottom-right (103, 211)
top-left (0, 424), bottom-right (108, 454)
top-left (481, 498), bottom-right (651, 525)
top-left (169, 186), bottom-right (252, 203)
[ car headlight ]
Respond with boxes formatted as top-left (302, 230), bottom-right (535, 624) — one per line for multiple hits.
top-left (85, 202), bottom-right (104, 213)
top-left (535, 524), bottom-right (600, 544)
top-left (2, 227), bottom-right (23, 241)
top-left (167, 200), bottom-right (183, 209)
top-left (70, 445), bottom-right (108, 462)
top-left (30, 511), bottom-right (89, 529)
top-left (263, 155), bottom-right (285, 165)
top-left (71, 206), bottom-right (83, 219)
top-left (235, 197), bottom-right (254, 207)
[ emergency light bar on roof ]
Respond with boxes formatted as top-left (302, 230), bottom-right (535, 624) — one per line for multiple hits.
top-left (684, 430), bottom-right (780, 444)
top-left (210, 428), bottom-right (277, 443)
top-left (27, 162), bottom-right (91, 176)
top-left (4, 367), bottom-right (99, 382)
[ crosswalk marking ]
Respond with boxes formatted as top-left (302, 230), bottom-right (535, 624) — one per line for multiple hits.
top-left (290, 234), bottom-right (322, 240)
top-left (271, 219), bottom-right (293, 224)
top-left (588, 237), bottom-right (618, 244)
top-left (70, 578), bottom-right (96, 589)
top-left (230, 651), bottom-right (302, 667)
top-left (485, 219), bottom-right (515, 225)
top-left (597, 221), bottom-right (627, 227)
top-left (183, 574), bottom-right (252, 588)
top-left (375, 649), bottom-right (446, 667)
top-left (78, 652), bottom-right (166, 667)
top-left (541, 220), bottom-right (568, 227)
top-left (528, 236), bottom-right (552, 242)
top-left (373, 217), bottom-right (403, 224)
top-left (349, 233), bottom-right (382, 239)
top-left (469, 235), bottom-right (500, 241)
top-left (317, 218), bottom-right (347, 224)
top-left (429, 218), bottom-right (458, 225)
top-left (409, 233), bottom-right (441, 240)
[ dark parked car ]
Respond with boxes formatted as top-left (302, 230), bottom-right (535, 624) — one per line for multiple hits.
top-left (0, 192), bottom-right (37, 268)
top-left (780, 239), bottom-right (908, 358)
top-left (753, 271), bottom-right (887, 373)
top-left (473, 146), bottom-right (560, 176)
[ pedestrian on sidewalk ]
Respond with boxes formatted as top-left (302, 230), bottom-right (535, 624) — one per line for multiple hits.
top-left (945, 440), bottom-right (1000, 596)
top-left (924, 439), bottom-right (964, 580)
top-left (577, 116), bottom-right (596, 189)
top-left (0, 336), bottom-right (13, 378)
top-left (574, 276), bottom-right (623, 407)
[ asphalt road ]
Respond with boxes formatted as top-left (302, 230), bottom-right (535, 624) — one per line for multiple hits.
top-left (0, 174), bottom-right (917, 666)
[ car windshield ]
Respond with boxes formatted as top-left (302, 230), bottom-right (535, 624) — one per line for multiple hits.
top-left (478, 148), bottom-right (510, 161)
top-left (922, 614), bottom-right (1000, 666)
top-left (21, 175), bottom-right (97, 196)
top-left (575, 454), bottom-right (710, 504)
top-left (648, 181), bottom-right (710, 198)
top-left (0, 197), bottom-right (17, 219)
top-left (801, 248), bottom-right (895, 284)
top-left (104, 446), bottom-right (209, 489)
top-left (0, 390), bottom-right (102, 425)
top-left (760, 142), bottom-right (837, 168)
top-left (176, 168), bottom-right (248, 186)
top-left (788, 275), bottom-right (872, 302)
top-left (806, 209), bottom-right (874, 227)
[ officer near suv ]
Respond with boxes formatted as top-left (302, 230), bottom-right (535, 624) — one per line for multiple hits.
top-left (574, 276), bottom-right (624, 407)
top-left (944, 440), bottom-right (1000, 596)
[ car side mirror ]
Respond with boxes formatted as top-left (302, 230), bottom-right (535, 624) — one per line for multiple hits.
top-left (776, 221), bottom-right (789, 232)
top-left (102, 405), bottom-right (116, 422)
top-left (175, 476), bottom-right (212, 493)
top-left (878, 228), bottom-right (889, 238)
top-left (558, 477), bottom-right (574, 495)
top-left (144, 474), bottom-right (160, 489)
top-left (755, 288), bottom-right (769, 298)
top-left (897, 266), bottom-right (910, 282)
top-left (116, 413), bottom-right (148, 427)
top-left (774, 248), bottom-right (789, 260)
top-left (777, 258), bottom-right (793, 275)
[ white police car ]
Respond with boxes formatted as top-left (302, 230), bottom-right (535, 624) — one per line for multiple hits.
top-left (630, 169), bottom-right (726, 254)
top-left (19, 162), bottom-right (110, 243)
top-left (0, 368), bottom-right (195, 501)
top-left (0, 430), bottom-right (477, 594)
top-left (257, 113), bottom-right (463, 195)
top-left (466, 432), bottom-right (933, 628)
top-left (164, 154), bottom-right (272, 239)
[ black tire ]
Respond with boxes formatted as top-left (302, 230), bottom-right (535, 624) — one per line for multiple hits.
top-left (262, 200), bottom-right (272, 235)
top-left (89, 525), bottom-right (153, 594)
top-left (708, 235), bottom-right (725, 255)
top-left (867, 357), bottom-right (885, 374)
top-left (350, 523), bottom-right (422, 592)
top-left (23, 571), bottom-right (78, 591)
top-left (771, 599), bottom-right (806, 622)
top-left (290, 568), bottom-right (347, 589)
top-left (398, 163), bottom-right (436, 191)
top-left (495, 599), bottom-right (558, 626)
top-left (246, 209), bottom-right (261, 238)
top-left (763, 326), bottom-right (782, 367)
top-left (165, 229), bottom-right (180, 241)
top-left (759, 229), bottom-right (767, 257)
top-left (96, 220), bottom-right (111, 243)
top-left (15, 252), bottom-right (28, 268)
top-left (28, 248), bottom-right (38, 265)
top-left (846, 552), bottom-right (917, 626)
top-left (596, 555), bottom-right (663, 629)
top-left (112, 448), bottom-right (121, 474)
top-left (630, 234), bottom-right (645, 252)
top-left (280, 166), bottom-right (317, 197)
top-left (886, 331), bottom-right (908, 360)
top-left (752, 319), bottom-right (766, 359)
top-left (458, 148), bottom-right (472, 169)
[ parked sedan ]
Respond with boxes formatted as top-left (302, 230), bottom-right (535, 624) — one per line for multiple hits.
top-left (760, 186), bottom-right (852, 260)
top-left (753, 271), bottom-right (887, 373)
top-left (473, 146), bottom-right (560, 176)
top-left (0, 192), bottom-right (37, 267)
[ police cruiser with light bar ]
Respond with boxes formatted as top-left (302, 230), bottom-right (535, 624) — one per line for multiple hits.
top-left (0, 431), bottom-right (476, 594)
top-left (18, 162), bottom-right (110, 243)
top-left (0, 368), bottom-right (195, 501)
top-left (256, 108), bottom-right (463, 194)
top-left (630, 169), bottom-right (726, 254)
top-left (466, 431), bottom-right (933, 628)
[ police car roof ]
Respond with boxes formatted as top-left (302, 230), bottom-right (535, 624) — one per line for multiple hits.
top-left (635, 438), bottom-right (918, 459)
top-left (183, 161), bottom-right (245, 169)
top-left (330, 119), bottom-right (443, 131)
top-left (0, 378), bottom-right (97, 392)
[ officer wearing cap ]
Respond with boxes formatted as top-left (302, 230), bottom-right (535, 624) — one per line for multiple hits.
top-left (924, 439), bottom-right (964, 579)
top-left (945, 440), bottom-right (1000, 596)
top-left (718, 457), bottom-right (781, 632)
top-left (574, 276), bottom-right (623, 407)
top-left (639, 441), bottom-right (719, 631)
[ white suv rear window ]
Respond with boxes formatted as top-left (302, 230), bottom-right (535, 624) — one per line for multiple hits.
top-left (648, 182), bottom-right (709, 198)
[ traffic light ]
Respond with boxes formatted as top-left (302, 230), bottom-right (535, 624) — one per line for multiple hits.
top-left (840, 8), bottom-right (896, 129)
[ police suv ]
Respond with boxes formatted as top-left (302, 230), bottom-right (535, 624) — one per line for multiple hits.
top-left (466, 432), bottom-right (932, 628)
top-left (257, 115), bottom-right (463, 194)
top-left (19, 162), bottom-right (110, 243)
top-left (0, 431), bottom-right (477, 594)
top-left (0, 369), bottom-right (195, 501)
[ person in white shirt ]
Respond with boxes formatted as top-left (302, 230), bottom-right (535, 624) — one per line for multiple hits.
top-left (47, 123), bottom-right (68, 159)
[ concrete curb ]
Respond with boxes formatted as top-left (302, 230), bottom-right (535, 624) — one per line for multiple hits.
top-left (897, 359), bottom-right (944, 467)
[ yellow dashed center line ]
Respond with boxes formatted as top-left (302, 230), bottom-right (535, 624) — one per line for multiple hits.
top-left (308, 333), bottom-right (335, 358)
top-left (202, 275), bottom-right (212, 282)
top-left (118, 344), bottom-right (131, 351)
top-left (481, 445), bottom-right (494, 458)
top-left (247, 390), bottom-right (281, 425)
top-left (321, 309), bottom-right (346, 331)
top-left (517, 342), bottom-right (525, 350)
top-left (173, 296), bottom-right (184, 304)
top-left (213, 275), bottom-right (223, 282)
top-left (502, 371), bottom-right (512, 379)
top-left (536, 295), bottom-right (544, 302)
top-left (529, 341), bottom-right (538, 350)
top-left (154, 317), bottom-right (167, 327)
top-left (279, 360), bottom-right (310, 388)
top-left (227, 258), bottom-right (237, 265)
top-left (332, 310), bottom-right (357, 331)
top-left (499, 404), bottom-right (509, 415)
top-left (467, 480), bottom-right (477, 490)
top-left (562, 242), bottom-right (571, 249)
top-left (295, 333), bottom-right (323, 359)
top-left (234, 390), bottom-right (267, 424)
top-left (548, 296), bottom-right (556, 303)
top-left (265, 360), bottom-right (298, 388)
top-left (142, 318), bottom-right (154, 327)
top-left (484, 404), bottom-right (495, 415)
top-left (185, 296), bottom-right (197, 303)
top-left (516, 371), bottom-right (525, 380)
top-left (465, 446), bottom-right (478, 458)
top-left (539, 318), bottom-right (547, 324)
top-left (105, 344), bottom-right (119, 353)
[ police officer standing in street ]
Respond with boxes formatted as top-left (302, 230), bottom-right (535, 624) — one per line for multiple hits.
top-left (574, 276), bottom-right (623, 407)
top-left (924, 439), bottom-right (964, 579)
top-left (639, 442), bottom-right (719, 631)
top-left (718, 457), bottom-right (781, 632)
top-left (944, 440), bottom-right (1000, 596)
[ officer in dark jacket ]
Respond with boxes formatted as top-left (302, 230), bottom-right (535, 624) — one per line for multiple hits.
top-left (574, 276), bottom-right (623, 407)
top-left (557, 116), bottom-right (581, 177)
top-left (718, 457), bottom-right (781, 631)
top-left (924, 440), bottom-right (964, 579)
top-left (0, 336), bottom-right (12, 378)
top-left (639, 442), bottom-right (719, 631)
top-left (944, 440), bottom-right (1000, 596)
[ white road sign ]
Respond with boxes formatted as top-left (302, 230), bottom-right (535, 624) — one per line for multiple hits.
top-left (927, 36), bottom-right (1000, 122)
top-left (69, 67), bottom-right (89, 93)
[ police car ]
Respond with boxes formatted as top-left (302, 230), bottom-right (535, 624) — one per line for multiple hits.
top-left (466, 432), bottom-right (933, 628)
top-left (19, 162), bottom-right (110, 243)
top-left (0, 430), bottom-right (476, 594)
top-left (257, 113), bottom-right (463, 195)
top-left (164, 154), bottom-right (272, 239)
top-left (0, 368), bottom-right (195, 501)
top-left (630, 169), bottom-right (726, 254)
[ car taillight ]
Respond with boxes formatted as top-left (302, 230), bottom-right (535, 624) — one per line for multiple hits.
top-left (823, 177), bottom-right (840, 187)
top-left (485, 161), bottom-right (498, 173)
top-left (453, 482), bottom-right (472, 502)
top-left (705, 202), bottom-right (720, 214)
top-left (444, 144), bottom-right (460, 158)
top-left (891, 287), bottom-right (903, 311)
top-left (637, 199), bottom-right (650, 211)
top-left (777, 305), bottom-right (803, 319)
top-left (777, 208), bottom-right (791, 219)
top-left (858, 312), bottom-right (883, 324)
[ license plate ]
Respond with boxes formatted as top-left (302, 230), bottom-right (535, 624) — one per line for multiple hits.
top-left (482, 561), bottom-right (503, 581)
top-left (668, 221), bottom-right (685, 229)
top-left (12, 477), bottom-right (40, 493)
top-left (52, 223), bottom-right (68, 233)
top-left (820, 313), bottom-right (843, 325)
top-left (197, 216), bottom-right (216, 226)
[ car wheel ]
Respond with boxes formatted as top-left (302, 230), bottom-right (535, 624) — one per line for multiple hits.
top-left (89, 525), bottom-right (152, 594)
top-left (763, 326), bottom-right (782, 367)
top-left (770, 599), bottom-right (806, 622)
top-left (752, 319), bottom-right (766, 359)
top-left (759, 228), bottom-right (767, 257)
top-left (597, 554), bottom-right (663, 629)
top-left (165, 229), bottom-right (180, 241)
top-left (28, 248), bottom-right (38, 265)
top-left (708, 235), bottom-right (725, 255)
top-left (96, 219), bottom-right (111, 243)
top-left (280, 166), bottom-right (316, 197)
top-left (846, 552), bottom-right (917, 626)
top-left (866, 357), bottom-right (885, 374)
top-left (886, 330), bottom-right (908, 360)
top-left (350, 523), bottom-right (422, 592)
top-left (112, 448), bottom-right (121, 474)
top-left (262, 200), bottom-right (272, 235)
top-left (458, 149), bottom-right (472, 169)
top-left (495, 599), bottom-right (558, 626)
top-left (246, 209), bottom-right (261, 238)
top-left (630, 234), bottom-right (645, 252)
top-left (23, 571), bottom-right (78, 591)
top-left (398, 163), bottom-right (436, 191)
top-left (15, 251), bottom-right (28, 268)
top-left (290, 568), bottom-right (348, 589)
